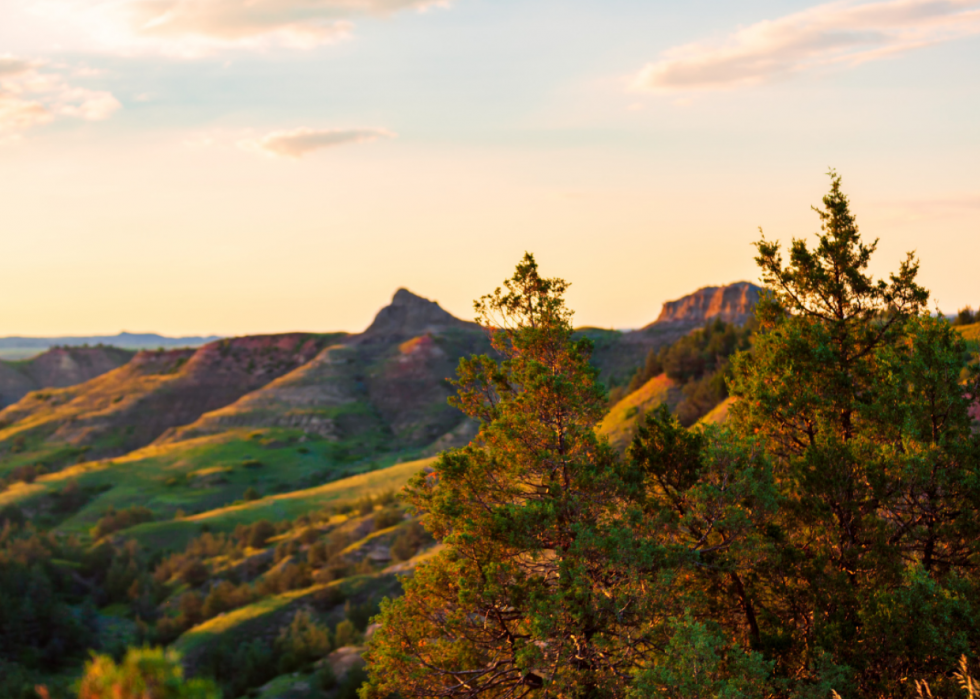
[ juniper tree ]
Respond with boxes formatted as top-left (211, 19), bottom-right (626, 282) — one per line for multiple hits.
top-left (364, 254), bottom-right (666, 699)
top-left (727, 171), bottom-right (980, 696)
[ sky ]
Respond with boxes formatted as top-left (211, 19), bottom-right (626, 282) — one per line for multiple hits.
top-left (1, 0), bottom-right (978, 337)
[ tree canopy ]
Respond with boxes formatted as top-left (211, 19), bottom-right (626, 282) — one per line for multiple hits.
top-left (365, 176), bottom-right (980, 699)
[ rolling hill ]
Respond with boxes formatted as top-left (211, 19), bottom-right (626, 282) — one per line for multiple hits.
top-left (0, 283), bottom-right (763, 523)
top-left (0, 345), bottom-right (135, 408)
top-left (0, 334), bottom-right (339, 476)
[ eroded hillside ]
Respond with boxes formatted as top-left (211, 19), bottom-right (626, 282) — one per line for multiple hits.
top-left (0, 334), bottom-right (339, 474)
top-left (0, 346), bottom-right (135, 408)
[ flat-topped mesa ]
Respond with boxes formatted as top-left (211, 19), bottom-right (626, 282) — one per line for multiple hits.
top-left (648, 281), bottom-right (761, 327)
top-left (354, 288), bottom-right (477, 344)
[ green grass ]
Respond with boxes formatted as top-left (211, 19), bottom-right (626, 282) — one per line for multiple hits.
top-left (126, 456), bottom-right (434, 552)
top-left (2, 424), bottom-right (430, 539)
top-left (697, 397), bottom-right (735, 426)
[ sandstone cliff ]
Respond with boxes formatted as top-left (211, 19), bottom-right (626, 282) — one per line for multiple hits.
top-left (648, 282), bottom-right (761, 327)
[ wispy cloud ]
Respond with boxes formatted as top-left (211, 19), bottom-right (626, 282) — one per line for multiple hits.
top-left (876, 193), bottom-right (980, 221)
top-left (33, 0), bottom-right (449, 55)
top-left (632, 0), bottom-right (980, 93)
top-left (238, 127), bottom-right (396, 158)
top-left (0, 54), bottom-right (120, 141)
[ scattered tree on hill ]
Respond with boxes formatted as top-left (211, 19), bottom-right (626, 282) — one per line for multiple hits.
top-left (247, 520), bottom-right (276, 548)
top-left (276, 609), bottom-right (333, 673)
top-left (0, 521), bottom-right (99, 679)
top-left (953, 306), bottom-right (977, 326)
top-left (613, 318), bottom-right (753, 425)
top-left (91, 505), bottom-right (153, 539)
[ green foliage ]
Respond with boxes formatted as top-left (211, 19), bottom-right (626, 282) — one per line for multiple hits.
top-left (953, 306), bottom-right (977, 327)
top-left (334, 618), bottom-right (362, 648)
top-left (389, 520), bottom-right (430, 562)
top-left (619, 318), bottom-right (753, 425)
top-left (77, 647), bottom-right (220, 699)
top-left (276, 609), bottom-right (333, 673)
top-left (726, 171), bottom-right (980, 696)
top-left (337, 665), bottom-right (368, 699)
top-left (91, 506), bottom-right (154, 539)
top-left (197, 638), bottom-right (276, 698)
top-left (365, 254), bottom-right (661, 698)
top-left (629, 614), bottom-right (772, 699)
top-left (247, 520), bottom-right (276, 548)
top-left (0, 521), bottom-right (98, 670)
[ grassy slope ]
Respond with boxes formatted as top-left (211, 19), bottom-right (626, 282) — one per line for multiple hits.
top-left (127, 457), bottom-right (434, 552)
top-left (958, 322), bottom-right (980, 347)
top-left (698, 397), bottom-right (735, 426)
top-left (3, 427), bottom-right (430, 537)
top-left (598, 374), bottom-right (680, 450)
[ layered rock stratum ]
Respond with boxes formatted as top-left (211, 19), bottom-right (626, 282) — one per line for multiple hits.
top-left (649, 281), bottom-right (761, 327)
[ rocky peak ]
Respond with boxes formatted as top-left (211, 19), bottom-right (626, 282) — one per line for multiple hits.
top-left (355, 289), bottom-right (476, 344)
top-left (649, 282), bottom-right (761, 327)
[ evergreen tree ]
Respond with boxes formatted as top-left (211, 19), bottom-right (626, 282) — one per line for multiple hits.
top-left (727, 171), bottom-right (980, 696)
top-left (364, 254), bottom-right (659, 699)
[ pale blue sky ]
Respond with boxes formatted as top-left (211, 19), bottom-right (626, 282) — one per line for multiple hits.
top-left (1, 0), bottom-right (978, 335)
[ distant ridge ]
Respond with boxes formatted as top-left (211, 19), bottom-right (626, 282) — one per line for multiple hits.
top-left (0, 331), bottom-right (222, 351)
top-left (0, 346), bottom-right (135, 408)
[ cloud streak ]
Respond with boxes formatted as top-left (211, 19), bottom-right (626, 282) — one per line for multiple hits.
top-left (0, 54), bottom-right (120, 140)
top-left (36, 0), bottom-right (449, 54)
top-left (632, 0), bottom-right (980, 92)
top-left (239, 127), bottom-right (396, 158)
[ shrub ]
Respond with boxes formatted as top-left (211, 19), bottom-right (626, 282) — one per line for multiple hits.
top-left (91, 506), bottom-right (154, 540)
top-left (178, 591), bottom-right (204, 627)
top-left (356, 497), bottom-right (374, 517)
top-left (345, 598), bottom-right (379, 632)
top-left (178, 559), bottom-right (209, 587)
top-left (374, 506), bottom-right (403, 530)
top-left (317, 663), bottom-right (338, 691)
top-left (298, 526), bottom-right (320, 545)
top-left (201, 580), bottom-right (254, 619)
top-left (953, 306), bottom-right (977, 326)
top-left (390, 520), bottom-right (430, 562)
top-left (247, 520), bottom-right (276, 548)
top-left (77, 647), bottom-right (220, 699)
top-left (334, 619), bottom-right (362, 648)
top-left (276, 609), bottom-right (332, 673)
top-left (307, 541), bottom-right (328, 567)
top-left (336, 665), bottom-right (368, 699)
top-left (243, 487), bottom-right (261, 501)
